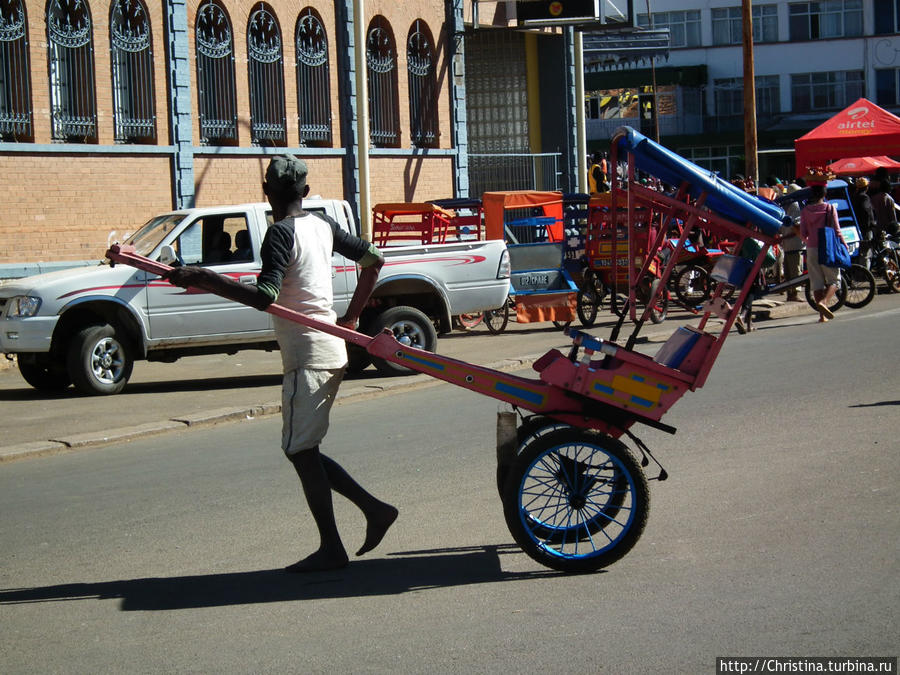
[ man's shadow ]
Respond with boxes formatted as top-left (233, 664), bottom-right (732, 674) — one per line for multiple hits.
top-left (0, 545), bottom-right (568, 611)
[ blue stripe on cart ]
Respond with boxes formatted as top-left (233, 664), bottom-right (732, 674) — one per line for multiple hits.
top-left (400, 353), bottom-right (446, 371)
top-left (495, 381), bottom-right (544, 406)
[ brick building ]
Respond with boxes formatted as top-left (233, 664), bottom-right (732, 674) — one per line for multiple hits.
top-left (0, 0), bottom-right (468, 275)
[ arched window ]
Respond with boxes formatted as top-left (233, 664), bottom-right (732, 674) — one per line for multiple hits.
top-left (247, 4), bottom-right (285, 146)
top-left (366, 15), bottom-right (399, 148)
top-left (407, 20), bottom-right (437, 148)
top-left (46, 0), bottom-right (96, 142)
top-left (295, 7), bottom-right (331, 146)
top-left (109, 0), bottom-right (155, 143)
top-left (196, 1), bottom-right (237, 145)
top-left (0, 0), bottom-right (32, 140)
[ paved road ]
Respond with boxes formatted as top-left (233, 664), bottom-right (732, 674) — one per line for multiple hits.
top-left (0, 297), bottom-right (836, 459)
top-left (0, 303), bottom-right (897, 673)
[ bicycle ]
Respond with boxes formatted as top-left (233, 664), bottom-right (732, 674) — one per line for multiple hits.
top-left (863, 232), bottom-right (900, 293)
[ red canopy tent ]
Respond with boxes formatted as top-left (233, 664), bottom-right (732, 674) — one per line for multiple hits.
top-left (826, 155), bottom-right (900, 176)
top-left (794, 98), bottom-right (900, 173)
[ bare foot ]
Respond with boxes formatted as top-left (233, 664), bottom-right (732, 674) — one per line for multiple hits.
top-left (284, 548), bottom-right (349, 573)
top-left (356, 503), bottom-right (399, 557)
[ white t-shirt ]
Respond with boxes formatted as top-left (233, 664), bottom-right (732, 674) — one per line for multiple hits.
top-left (270, 213), bottom-right (347, 371)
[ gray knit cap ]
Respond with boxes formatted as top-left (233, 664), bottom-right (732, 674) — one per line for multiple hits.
top-left (265, 154), bottom-right (308, 194)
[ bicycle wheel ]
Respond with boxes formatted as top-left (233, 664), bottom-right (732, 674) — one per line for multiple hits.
top-left (644, 279), bottom-right (668, 324)
top-left (576, 274), bottom-right (606, 327)
top-left (883, 250), bottom-right (900, 293)
top-left (674, 264), bottom-right (710, 306)
top-left (457, 313), bottom-right (484, 329)
top-left (502, 427), bottom-right (649, 573)
top-left (843, 264), bottom-right (876, 309)
top-left (484, 299), bottom-right (510, 334)
top-left (804, 277), bottom-right (846, 313)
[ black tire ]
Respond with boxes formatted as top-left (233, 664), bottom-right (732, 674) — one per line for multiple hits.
top-left (17, 354), bottom-right (71, 392)
top-left (502, 427), bottom-right (649, 573)
top-left (673, 265), bottom-right (710, 307)
top-left (345, 344), bottom-right (371, 374)
top-left (576, 274), bottom-right (605, 327)
top-left (609, 291), bottom-right (628, 318)
top-left (483, 300), bottom-right (510, 335)
top-left (496, 416), bottom-right (568, 497)
top-left (882, 250), bottom-right (900, 293)
top-left (645, 279), bottom-right (668, 324)
top-left (369, 306), bottom-right (438, 376)
top-left (66, 324), bottom-right (134, 395)
top-left (804, 277), bottom-right (846, 313)
top-left (843, 264), bottom-right (876, 309)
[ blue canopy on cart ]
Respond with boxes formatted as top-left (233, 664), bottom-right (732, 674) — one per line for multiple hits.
top-left (613, 126), bottom-right (786, 236)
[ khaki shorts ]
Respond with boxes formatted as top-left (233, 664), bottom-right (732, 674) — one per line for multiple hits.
top-left (281, 367), bottom-right (345, 456)
top-left (806, 247), bottom-right (839, 291)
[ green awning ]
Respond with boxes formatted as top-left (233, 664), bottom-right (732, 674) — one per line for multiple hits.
top-left (585, 65), bottom-right (707, 90)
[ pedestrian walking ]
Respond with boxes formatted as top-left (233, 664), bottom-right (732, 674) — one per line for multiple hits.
top-left (163, 154), bottom-right (398, 572)
top-left (799, 181), bottom-right (847, 322)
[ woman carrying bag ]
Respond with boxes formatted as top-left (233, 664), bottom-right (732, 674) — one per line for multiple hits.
top-left (799, 177), bottom-right (849, 323)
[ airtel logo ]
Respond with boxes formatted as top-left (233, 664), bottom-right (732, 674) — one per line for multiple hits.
top-left (838, 105), bottom-right (875, 130)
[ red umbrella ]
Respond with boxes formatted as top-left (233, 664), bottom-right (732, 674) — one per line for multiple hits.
top-left (826, 155), bottom-right (900, 176)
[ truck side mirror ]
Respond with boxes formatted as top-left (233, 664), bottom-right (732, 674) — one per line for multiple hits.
top-left (159, 245), bottom-right (181, 267)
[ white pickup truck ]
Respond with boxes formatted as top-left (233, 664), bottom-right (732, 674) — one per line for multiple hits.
top-left (0, 199), bottom-right (510, 394)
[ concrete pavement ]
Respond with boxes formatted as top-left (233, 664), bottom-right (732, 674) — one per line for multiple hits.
top-left (0, 299), bottom-right (813, 462)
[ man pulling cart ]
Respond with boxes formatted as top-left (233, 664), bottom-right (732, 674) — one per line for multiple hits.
top-left (108, 128), bottom-right (786, 573)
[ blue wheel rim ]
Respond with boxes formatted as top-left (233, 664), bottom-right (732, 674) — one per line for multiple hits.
top-left (516, 441), bottom-right (637, 560)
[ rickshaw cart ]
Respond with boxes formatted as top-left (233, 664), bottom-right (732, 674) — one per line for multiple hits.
top-left (579, 192), bottom-right (671, 324)
top-left (481, 191), bottom-right (579, 332)
top-left (106, 126), bottom-right (784, 574)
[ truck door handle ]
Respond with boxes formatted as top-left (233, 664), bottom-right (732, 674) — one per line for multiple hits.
top-left (239, 275), bottom-right (256, 285)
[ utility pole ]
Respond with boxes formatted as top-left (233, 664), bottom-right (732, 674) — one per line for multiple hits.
top-left (742, 0), bottom-right (758, 186)
top-left (646, 0), bottom-right (660, 142)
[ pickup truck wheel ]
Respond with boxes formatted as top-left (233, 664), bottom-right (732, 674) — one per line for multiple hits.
top-left (370, 306), bottom-right (437, 376)
top-left (17, 354), bottom-right (71, 392)
top-left (67, 324), bottom-right (134, 395)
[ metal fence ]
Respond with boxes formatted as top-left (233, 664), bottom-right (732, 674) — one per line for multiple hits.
top-left (467, 152), bottom-right (561, 197)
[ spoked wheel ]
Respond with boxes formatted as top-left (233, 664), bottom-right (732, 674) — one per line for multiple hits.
top-left (673, 264), bottom-right (710, 307)
top-left (843, 264), bottom-right (876, 309)
top-left (496, 416), bottom-right (568, 497)
top-left (804, 277), bottom-right (846, 313)
top-left (641, 279), bottom-right (668, 324)
top-left (456, 313), bottom-right (485, 330)
top-left (483, 299), bottom-right (510, 334)
top-left (502, 427), bottom-right (649, 573)
top-left (576, 274), bottom-right (606, 327)
top-left (883, 250), bottom-right (900, 293)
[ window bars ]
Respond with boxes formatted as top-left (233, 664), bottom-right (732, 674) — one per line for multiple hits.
top-left (407, 20), bottom-right (437, 148)
top-left (109, 0), bottom-right (155, 143)
top-left (247, 4), bottom-right (285, 146)
top-left (196, 1), bottom-right (237, 145)
top-left (366, 17), bottom-right (399, 147)
top-left (47, 0), bottom-right (97, 142)
top-left (295, 7), bottom-right (331, 146)
top-left (0, 0), bottom-right (31, 140)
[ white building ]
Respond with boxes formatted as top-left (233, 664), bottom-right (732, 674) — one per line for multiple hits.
top-left (584, 0), bottom-right (900, 180)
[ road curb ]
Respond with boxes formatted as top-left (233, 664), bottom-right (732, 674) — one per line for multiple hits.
top-left (0, 301), bottom-right (805, 464)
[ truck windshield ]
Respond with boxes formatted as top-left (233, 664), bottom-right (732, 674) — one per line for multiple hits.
top-left (126, 214), bottom-right (187, 257)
